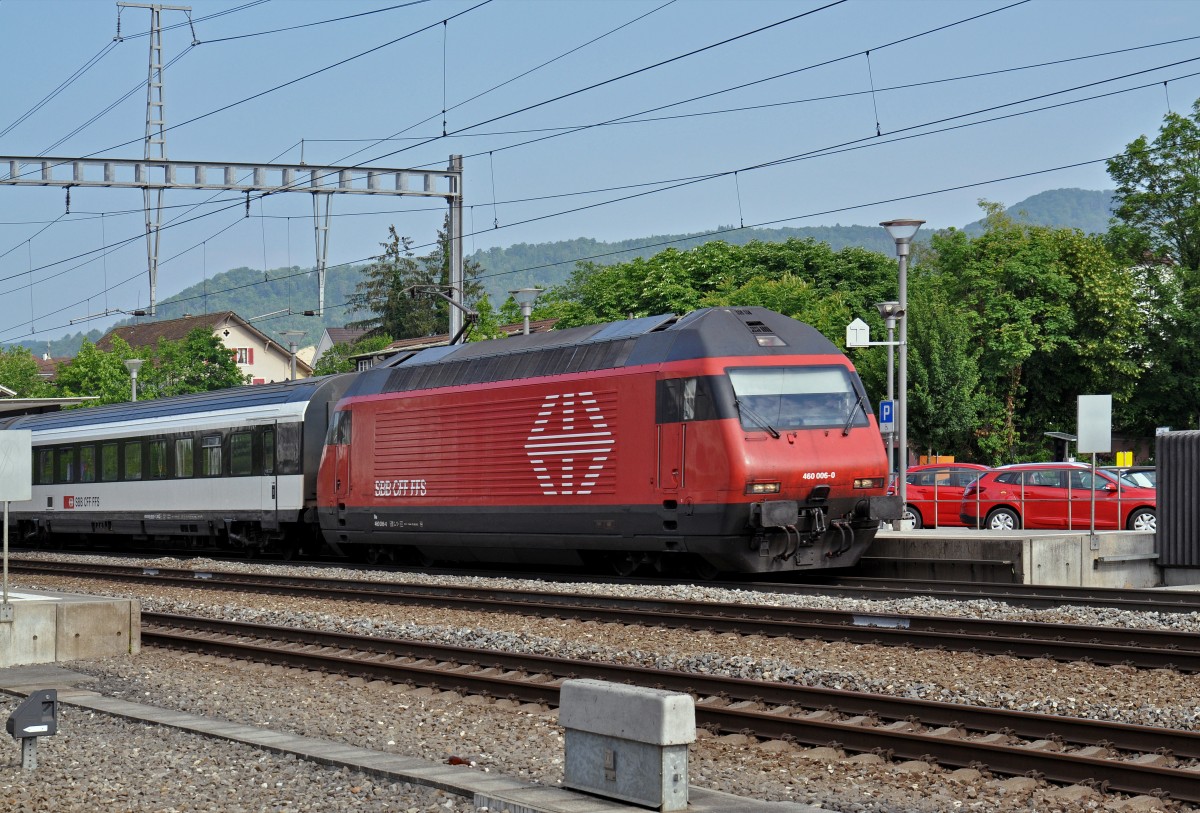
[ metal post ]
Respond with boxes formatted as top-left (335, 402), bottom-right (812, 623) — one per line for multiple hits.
top-left (447, 155), bottom-right (464, 340)
top-left (289, 342), bottom-right (297, 380)
top-left (3, 500), bottom-right (8, 607)
top-left (885, 315), bottom-right (896, 477)
top-left (312, 193), bottom-right (332, 316)
top-left (880, 220), bottom-right (923, 527)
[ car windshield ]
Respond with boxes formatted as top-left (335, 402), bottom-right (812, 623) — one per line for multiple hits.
top-left (727, 365), bottom-right (868, 431)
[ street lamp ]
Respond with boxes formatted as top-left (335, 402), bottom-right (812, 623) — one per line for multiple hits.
top-left (880, 218), bottom-right (924, 526)
top-left (279, 330), bottom-right (305, 380)
top-left (509, 287), bottom-right (543, 336)
top-left (123, 358), bottom-right (143, 402)
top-left (874, 301), bottom-right (902, 480)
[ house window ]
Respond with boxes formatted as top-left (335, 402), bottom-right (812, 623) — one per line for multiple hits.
top-left (235, 347), bottom-right (254, 365)
top-left (356, 359), bottom-right (372, 371)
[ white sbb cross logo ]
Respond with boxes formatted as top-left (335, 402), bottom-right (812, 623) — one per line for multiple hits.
top-left (526, 391), bottom-right (614, 496)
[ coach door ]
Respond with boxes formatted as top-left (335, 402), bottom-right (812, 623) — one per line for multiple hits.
top-left (260, 424), bottom-right (278, 517)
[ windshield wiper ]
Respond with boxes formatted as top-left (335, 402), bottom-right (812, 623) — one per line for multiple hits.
top-left (842, 391), bottom-right (868, 436)
top-left (734, 398), bottom-right (780, 439)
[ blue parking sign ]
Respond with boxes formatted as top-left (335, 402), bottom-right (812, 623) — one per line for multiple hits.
top-left (879, 400), bottom-right (894, 431)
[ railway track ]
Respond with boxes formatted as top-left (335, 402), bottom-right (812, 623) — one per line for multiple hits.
top-left (15, 557), bottom-right (1200, 672)
top-left (144, 611), bottom-right (1200, 804)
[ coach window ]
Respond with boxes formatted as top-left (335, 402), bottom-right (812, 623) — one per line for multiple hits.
top-left (57, 448), bottom-right (76, 484)
top-left (262, 429), bottom-right (275, 476)
top-left (277, 422), bottom-right (302, 476)
top-left (124, 441), bottom-right (143, 481)
top-left (37, 449), bottom-right (53, 485)
top-left (101, 443), bottom-right (119, 482)
top-left (231, 432), bottom-right (252, 476)
top-left (148, 440), bottom-right (167, 479)
top-left (201, 435), bottom-right (222, 477)
top-left (175, 437), bottom-right (194, 478)
top-left (80, 446), bottom-right (97, 484)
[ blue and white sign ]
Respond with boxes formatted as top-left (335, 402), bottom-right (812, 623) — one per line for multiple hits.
top-left (878, 400), bottom-right (894, 433)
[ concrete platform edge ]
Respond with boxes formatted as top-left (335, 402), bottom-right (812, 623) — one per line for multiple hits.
top-left (0, 666), bottom-right (825, 813)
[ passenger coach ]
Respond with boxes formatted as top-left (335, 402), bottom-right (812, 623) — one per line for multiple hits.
top-left (1, 376), bottom-right (352, 555)
top-left (317, 307), bottom-right (900, 574)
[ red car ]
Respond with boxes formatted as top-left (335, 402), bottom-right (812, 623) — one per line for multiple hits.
top-left (902, 463), bottom-right (989, 529)
top-left (959, 462), bottom-right (1156, 532)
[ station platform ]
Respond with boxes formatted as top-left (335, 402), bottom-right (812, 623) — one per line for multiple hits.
top-left (0, 664), bottom-right (825, 813)
top-left (0, 589), bottom-right (139, 667)
top-left (865, 528), bottom-right (1158, 587)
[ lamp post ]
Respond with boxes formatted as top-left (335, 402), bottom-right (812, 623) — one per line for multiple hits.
top-left (880, 219), bottom-right (924, 525)
top-left (279, 330), bottom-right (305, 380)
top-left (123, 358), bottom-right (143, 402)
top-left (509, 287), bottom-right (543, 336)
top-left (874, 301), bottom-right (901, 480)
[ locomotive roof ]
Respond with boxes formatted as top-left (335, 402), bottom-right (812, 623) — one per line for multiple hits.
top-left (1, 374), bottom-right (351, 432)
top-left (352, 307), bottom-right (843, 398)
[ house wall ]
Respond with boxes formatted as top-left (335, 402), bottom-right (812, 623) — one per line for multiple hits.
top-left (218, 321), bottom-right (305, 383)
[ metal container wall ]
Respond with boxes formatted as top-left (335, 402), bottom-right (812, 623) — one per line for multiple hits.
top-left (1157, 430), bottom-right (1200, 566)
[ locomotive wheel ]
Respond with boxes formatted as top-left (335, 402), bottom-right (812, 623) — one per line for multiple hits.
top-left (609, 553), bottom-right (641, 576)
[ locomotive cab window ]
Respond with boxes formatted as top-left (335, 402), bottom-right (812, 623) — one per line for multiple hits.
top-left (727, 365), bottom-right (869, 432)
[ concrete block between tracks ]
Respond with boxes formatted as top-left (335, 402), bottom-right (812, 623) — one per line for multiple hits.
top-left (559, 679), bottom-right (695, 812)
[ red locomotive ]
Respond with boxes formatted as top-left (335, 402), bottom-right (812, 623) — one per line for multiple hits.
top-left (317, 307), bottom-right (899, 574)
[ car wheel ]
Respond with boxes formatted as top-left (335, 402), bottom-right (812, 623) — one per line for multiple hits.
top-left (904, 506), bottom-right (923, 530)
top-left (985, 507), bottom-right (1020, 531)
top-left (1127, 508), bottom-right (1156, 532)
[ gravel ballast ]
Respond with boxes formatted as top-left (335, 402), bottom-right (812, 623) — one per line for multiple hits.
top-left (1, 552), bottom-right (1191, 812)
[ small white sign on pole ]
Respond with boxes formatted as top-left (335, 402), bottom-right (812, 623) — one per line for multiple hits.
top-left (0, 430), bottom-right (32, 622)
top-left (0, 431), bottom-right (32, 502)
top-left (1076, 395), bottom-right (1112, 454)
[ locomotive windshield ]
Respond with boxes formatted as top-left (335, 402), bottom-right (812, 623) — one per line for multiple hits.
top-left (727, 365), bottom-right (869, 432)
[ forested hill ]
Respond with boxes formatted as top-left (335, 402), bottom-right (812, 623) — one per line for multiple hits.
top-left (473, 187), bottom-right (1117, 303)
top-left (12, 187), bottom-right (1114, 357)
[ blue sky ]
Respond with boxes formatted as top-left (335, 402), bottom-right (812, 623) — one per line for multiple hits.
top-left (0, 0), bottom-right (1198, 344)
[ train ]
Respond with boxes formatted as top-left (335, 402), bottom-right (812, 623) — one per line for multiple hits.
top-left (1, 306), bottom-right (899, 574)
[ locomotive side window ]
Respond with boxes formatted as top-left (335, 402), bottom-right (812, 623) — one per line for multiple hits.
top-left (101, 443), bottom-right (118, 482)
top-left (329, 411), bottom-right (351, 445)
top-left (727, 366), bottom-right (869, 432)
top-left (231, 432), bottom-right (253, 476)
top-left (148, 440), bottom-right (168, 479)
top-left (175, 437), bottom-right (194, 478)
top-left (262, 429), bottom-right (275, 475)
top-left (657, 377), bottom-right (720, 423)
top-left (57, 448), bottom-right (75, 483)
top-left (80, 446), bottom-right (96, 483)
top-left (201, 435), bottom-right (222, 477)
top-left (37, 449), bottom-right (53, 485)
top-left (124, 441), bottom-right (143, 480)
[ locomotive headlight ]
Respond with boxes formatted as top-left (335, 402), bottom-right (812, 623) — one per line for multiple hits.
top-left (853, 477), bottom-right (885, 489)
top-left (745, 482), bottom-right (781, 495)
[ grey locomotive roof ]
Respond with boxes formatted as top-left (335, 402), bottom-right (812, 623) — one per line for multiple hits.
top-left (351, 307), bottom-right (842, 399)
top-left (1, 375), bottom-right (349, 432)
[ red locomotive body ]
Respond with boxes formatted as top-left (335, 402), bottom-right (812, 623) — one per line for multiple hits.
top-left (317, 307), bottom-right (899, 574)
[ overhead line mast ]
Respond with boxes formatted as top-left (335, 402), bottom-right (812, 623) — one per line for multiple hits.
top-left (117, 2), bottom-right (196, 317)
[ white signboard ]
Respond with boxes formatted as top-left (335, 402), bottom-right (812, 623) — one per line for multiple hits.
top-left (845, 318), bottom-right (870, 348)
top-left (0, 431), bottom-right (32, 502)
top-left (1076, 395), bottom-right (1112, 454)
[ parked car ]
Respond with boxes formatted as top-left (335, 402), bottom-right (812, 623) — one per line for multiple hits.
top-left (1101, 465), bottom-right (1156, 489)
top-left (902, 463), bottom-right (989, 529)
top-left (959, 462), bottom-right (1156, 532)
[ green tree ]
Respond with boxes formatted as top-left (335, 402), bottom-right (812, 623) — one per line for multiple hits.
top-left (54, 337), bottom-right (141, 405)
top-left (140, 328), bottom-right (248, 398)
top-left (925, 204), bottom-right (1140, 463)
top-left (1106, 99), bottom-right (1200, 432)
top-left (0, 346), bottom-right (54, 397)
top-left (348, 219), bottom-right (485, 340)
